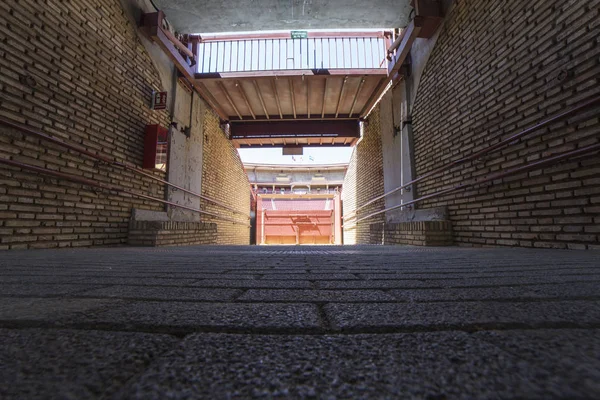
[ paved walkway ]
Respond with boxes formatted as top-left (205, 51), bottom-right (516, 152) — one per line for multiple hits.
top-left (1, 245), bottom-right (599, 399)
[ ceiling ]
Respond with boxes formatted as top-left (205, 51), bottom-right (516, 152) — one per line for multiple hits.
top-left (154, 0), bottom-right (412, 33)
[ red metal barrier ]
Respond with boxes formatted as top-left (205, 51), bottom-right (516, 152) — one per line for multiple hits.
top-left (257, 194), bottom-right (341, 245)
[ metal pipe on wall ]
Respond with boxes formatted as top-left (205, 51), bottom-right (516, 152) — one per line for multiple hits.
top-left (343, 142), bottom-right (600, 229)
top-left (343, 95), bottom-right (600, 221)
top-left (0, 158), bottom-right (251, 227)
top-left (0, 118), bottom-right (249, 220)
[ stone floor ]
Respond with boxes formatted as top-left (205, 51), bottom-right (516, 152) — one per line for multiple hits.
top-left (1, 245), bottom-right (599, 399)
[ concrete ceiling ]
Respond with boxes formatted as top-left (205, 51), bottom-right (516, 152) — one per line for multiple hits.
top-left (154, 0), bottom-right (412, 33)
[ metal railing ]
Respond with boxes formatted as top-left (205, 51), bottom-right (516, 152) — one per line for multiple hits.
top-left (0, 119), bottom-right (251, 226)
top-left (197, 37), bottom-right (388, 73)
top-left (343, 95), bottom-right (600, 228)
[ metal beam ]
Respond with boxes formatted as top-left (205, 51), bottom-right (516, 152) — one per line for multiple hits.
top-left (349, 77), bottom-right (366, 118)
top-left (289, 78), bottom-right (297, 119)
top-left (335, 76), bottom-right (348, 118)
top-left (321, 78), bottom-right (329, 118)
top-left (236, 81), bottom-right (256, 119)
top-left (388, 17), bottom-right (424, 78)
top-left (194, 69), bottom-right (387, 80)
top-left (218, 81), bottom-right (243, 119)
top-left (271, 79), bottom-right (284, 119)
top-left (195, 31), bottom-right (390, 42)
top-left (141, 13), bottom-right (228, 120)
top-left (253, 80), bottom-right (270, 119)
top-left (230, 120), bottom-right (360, 139)
top-left (307, 78), bottom-right (311, 118)
top-left (228, 114), bottom-right (357, 121)
top-left (360, 17), bottom-right (424, 118)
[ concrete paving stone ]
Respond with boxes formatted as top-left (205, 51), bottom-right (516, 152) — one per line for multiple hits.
top-left (261, 273), bottom-right (358, 280)
top-left (183, 273), bottom-right (261, 280)
top-left (0, 275), bottom-right (89, 284)
top-left (325, 300), bottom-right (600, 331)
top-left (438, 276), bottom-right (600, 287)
top-left (0, 297), bottom-right (120, 321)
top-left (475, 329), bottom-right (600, 396)
top-left (79, 301), bottom-right (321, 331)
top-left (0, 283), bottom-right (108, 296)
top-left (357, 274), bottom-right (600, 285)
top-left (113, 332), bottom-right (581, 400)
top-left (193, 279), bottom-right (313, 289)
top-left (66, 277), bottom-right (202, 286)
top-left (315, 279), bottom-right (440, 289)
top-left (238, 289), bottom-right (395, 302)
top-left (77, 285), bottom-right (240, 301)
top-left (0, 328), bottom-right (179, 400)
top-left (389, 282), bottom-right (600, 302)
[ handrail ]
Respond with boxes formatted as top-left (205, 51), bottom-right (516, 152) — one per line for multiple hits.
top-left (0, 118), bottom-right (250, 220)
top-left (0, 158), bottom-right (251, 227)
top-left (344, 95), bottom-right (600, 221)
top-left (343, 142), bottom-right (600, 229)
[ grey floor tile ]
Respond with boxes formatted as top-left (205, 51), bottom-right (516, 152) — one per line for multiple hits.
top-left (77, 286), bottom-right (240, 301)
top-left (113, 332), bottom-right (581, 399)
top-left (0, 328), bottom-right (178, 400)
top-left (325, 300), bottom-right (600, 330)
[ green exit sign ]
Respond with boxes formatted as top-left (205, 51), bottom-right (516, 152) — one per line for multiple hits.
top-left (291, 30), bottom-right (308, 39)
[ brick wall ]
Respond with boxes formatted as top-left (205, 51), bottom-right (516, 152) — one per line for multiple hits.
top-left (412, 0), bottom-right (600, 249)
top-left (200, 112), bottom-right (251, 245)
top-left (0, 0), bottom-right (251, 249)
top-left (370, 221), bottom-right (453, 246)
top-left (0, 0), bottom-right (170, 249)
top-left (342, 107), bottom-right (385, 244)
top-left (128, 220), bottom-right (217, 246)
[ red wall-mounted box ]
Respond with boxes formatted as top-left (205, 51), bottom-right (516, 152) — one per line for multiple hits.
top-left (143, 124), bottom-right (169, 171)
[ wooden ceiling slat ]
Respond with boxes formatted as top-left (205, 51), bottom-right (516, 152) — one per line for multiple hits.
top-left (335, 76), bottom-right (349, 118)
top-left (236, 80), bottom-right (256, 119)
top-left (321, 78), bottom-right (329, 118)
top-left (288, 78), bottom-right (297, 119)
top-left (271, 79), bottom-right (284, 119)
top-left (349, 77), bottom-right (366, 118)
top-left (253, 80), bottom-right (270, 119)
top-left (218, 81), bottom-right (243, 119)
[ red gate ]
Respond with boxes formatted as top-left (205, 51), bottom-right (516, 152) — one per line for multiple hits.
top-left (256, 194), bottom-right (342, 245)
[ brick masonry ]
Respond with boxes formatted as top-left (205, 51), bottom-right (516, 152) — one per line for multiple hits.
top-left (370, 221), bottom-right (453, 246)
top-left (200, 112), bottom-right (251, 245)
top-left (128, 220), bottom-right (217, 246)
top-left (342, 107), bottom-right (385, 244)
top-left (411, 0), bottom-right (600, 249)
top-left (0, 0), bottom-right (250, 249)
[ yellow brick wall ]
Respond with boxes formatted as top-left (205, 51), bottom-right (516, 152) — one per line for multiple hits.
top-left (412, 0), bottom-right (600, 249)
top-left (201, 112), bottom-right (251, 245)
top-left (342, 107), bottom-right (385, 244)
top-left (0, 0), bottom-right (170, 249)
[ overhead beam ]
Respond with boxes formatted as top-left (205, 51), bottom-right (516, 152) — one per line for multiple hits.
top-left (335, 76), bottom-right (348, 118)
top-left (228, 114), bottom-right (357, 121)
top-left (321, 78), bottom-right (329, 118)
top-left (388, 16), bottom-right (424, 78)
top-left (349, 77), bottom-right (366, 118)
top-left (360, 17), bottom-right (424, 117)
top-left (218, 81), bottom-right (243, 119)
top-left (253, 80), bottom-right (270, 119)
top-left (271, 80), bottom-right (284, 119)
top-left (307, 78), bottom-right (311, 118)
top-left (230, 120), bottom-right (360, 139)
top-left (236, 81), bottom-right (256, 119)
top-left (195, 31), bottom-right (391, 42)
top-left (141, 12), bottom-right (227, 120)
top-left (288, 79), bottom-right (297, 119)
top-left (194, 69), bottom-right (387, 80)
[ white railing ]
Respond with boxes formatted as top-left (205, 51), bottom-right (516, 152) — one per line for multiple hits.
top-left (197, 37), bottom-right (387, 73)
